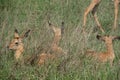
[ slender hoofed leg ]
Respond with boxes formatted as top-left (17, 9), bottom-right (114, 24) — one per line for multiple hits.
top-left (83, 0), bottom-right (104, 33)
top-left (113, 0), bottom-right (119, 30)
top-left (92, 4), bottom-right (105, 33)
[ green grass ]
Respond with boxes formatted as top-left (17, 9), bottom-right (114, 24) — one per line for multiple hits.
top-left (0, 0), bottom-right (120, 80)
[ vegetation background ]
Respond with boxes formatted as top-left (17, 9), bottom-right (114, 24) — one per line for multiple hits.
top-left (0, 0), bottom-right (120, 80)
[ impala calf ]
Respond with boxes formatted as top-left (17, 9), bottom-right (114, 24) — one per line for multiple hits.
top-left (37, 22), bottom-right (66, 65)
top-left (8, 21), bottom-right (66, 65)
top-left (7, 29), bottom-right (54, 65)
top-left (8, 29), bottom-right (31, 61)
top-left (25, 22), bottom-right (65, 65)
top-left (86, 35), bottom-right (120, 66)
top-left (48, 21), bottom-right (66, 55)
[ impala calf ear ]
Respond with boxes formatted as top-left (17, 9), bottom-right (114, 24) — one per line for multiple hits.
top-left (96, 35), bottom-right (101, 40)
top-left (21, 30), bottom-right (31, 38)
top-left (15, 29), bottom-right (19, 33)
top-left (14, 29), bottom-right (19, 38)
top-left (61, 21), bottom-right (64, 35)
top-left (113, 36), bottom-right (120, 40)
top-left (24, 30), bottom-right (31, 38)
top-left (48, 21), bottom-right (52, 26)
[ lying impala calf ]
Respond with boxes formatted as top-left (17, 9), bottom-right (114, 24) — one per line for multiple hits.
top-left (8, 21), bottom-right (66, 65)
top-left (48, 21), bottom-right (65, 55)
top-left (8, 29), bottom-right (54, 64)
top-left (86, 35), bottom-right (120, 66)
top-left (37, 22), bottom-right (66, 65)
top-left (8, 29), bottom-right (31, 61)
top-left (8, 29), bottom-right (55, 65)
top-left (25, 22), bottom-right (65, 65)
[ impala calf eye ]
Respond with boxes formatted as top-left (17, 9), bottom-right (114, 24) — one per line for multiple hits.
top-left (15, 42), bottom-right (18, 45)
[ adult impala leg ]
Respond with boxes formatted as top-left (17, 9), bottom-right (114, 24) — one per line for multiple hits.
top-left (83, 2), bottom-right (97, 28)
top-left (92, 5), bottom-right (105, 33)
top-left (83, 0), bottom-right (104, 33)
top-left (113, 0), bottom-right (119, 30)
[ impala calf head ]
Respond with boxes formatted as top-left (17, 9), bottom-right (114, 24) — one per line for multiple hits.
top-left (8, 29), bottom-right (22, 50)
top-left (8, 29), bottom-right (30, 60)
top-left (96, 35), bottom-right (120, 43)
top-left (48, 21), bottom-right (65, 36)
top-left (86, 34), bottom-right (120, 66)
top-left (8, 29), bottom-right (30, 50)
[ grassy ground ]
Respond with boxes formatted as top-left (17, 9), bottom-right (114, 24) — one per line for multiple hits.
top-left (0, 0), bottom-right (120, 80)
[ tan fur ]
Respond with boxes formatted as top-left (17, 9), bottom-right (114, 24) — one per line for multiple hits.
top-left (37, 53), bottom-right (55, 65)
top-left (86, 35), bottom-right (120, 66)
top-left (49, 22), bottom-right (65, 54)
top-left (49, 23), bottom-right (62, 45)
top-left (51, 44), bottom-right (63, 54)
top-left (113, 0), bottom-right (120, 30)
top-left (83, 0), bottom-right (119, 32)
top-left (8, 34), bottom-right (24, 60)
